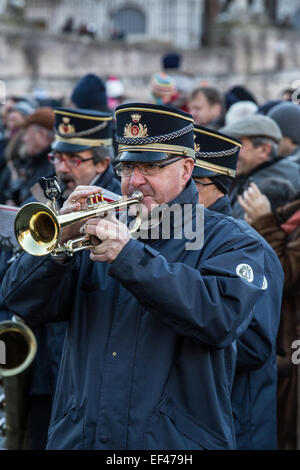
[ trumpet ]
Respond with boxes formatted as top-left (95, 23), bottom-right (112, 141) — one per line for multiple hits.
top-left (14, 190), bottom-right (143, 257)
top-left (0, 316), bottom-right (37, 377)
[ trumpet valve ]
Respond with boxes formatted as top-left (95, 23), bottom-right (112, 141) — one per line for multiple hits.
top-left (86, 192), bottom-right (104, 208)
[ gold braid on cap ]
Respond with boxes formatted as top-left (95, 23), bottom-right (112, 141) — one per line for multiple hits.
top-left (116, 123), bottom-right (194, 145)
top-left (56, 121), bottom-right (108, 139)
top-left (195, 145), bottom-right (240, 159)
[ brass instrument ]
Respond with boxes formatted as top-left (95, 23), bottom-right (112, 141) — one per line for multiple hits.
top-left (14, 190), bottom-right (143, 257)
top-left (0, 316), bottom-right (37, 377)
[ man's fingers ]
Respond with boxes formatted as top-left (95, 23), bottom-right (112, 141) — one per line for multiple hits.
top-left (238, 195), bottom-right (256, 216)
top-left (243, 187), bottom-right (257, 203)
top-left (239, 192), bottom-right (255, 209)
top-left (65, 186), bottom-right (104, 206)
top-left (238, 195), bottom-right (249, 210)
top-left (249, 182), bottom-right (262, 196)
top-left (85, 218), bottom-right (119, 240)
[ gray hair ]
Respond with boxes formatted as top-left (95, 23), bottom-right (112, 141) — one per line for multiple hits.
top-left (91, 145), bottom-right (115, 163)
top-left (250, 136), bottom-right (278, 159)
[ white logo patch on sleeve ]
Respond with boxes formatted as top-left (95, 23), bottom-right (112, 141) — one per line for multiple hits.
top-left (236, 264), bottom-right (254, 283)
top-left (262, 276), bottom-right (268, 290)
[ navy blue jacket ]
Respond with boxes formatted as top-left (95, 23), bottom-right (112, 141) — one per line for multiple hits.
top-left (1, 180), bottom-right (265, 450)
top-left (209, 195), bottom-right (283, 449)
top-left (0, 164), bottom-right (121, 397)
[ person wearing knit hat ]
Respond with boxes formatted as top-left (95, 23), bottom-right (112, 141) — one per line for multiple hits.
top-left (150, 72), bottom-right (177, 105)
top-left (256, 100), bottom-right (282, 116)
top-left (12, 100), bottom-right (36, 117)
top-left (267, 102), bottom-right (300, 161)
top-left (162, 52), bottom-right (181, 70)
top-left (225, 85), bottom-right (258, 112)
top-left (106, 75), bottom-right (125, 111)
top-left (6, 100), bottom-right (35, 138)
top-left (71, 73), bottom-right (108, 112)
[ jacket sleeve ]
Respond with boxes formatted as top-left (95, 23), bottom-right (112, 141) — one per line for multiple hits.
top-left (236, 314), bottom-right (273, 370)
top-left (252, 213), bottom-right (300, 290)
top-left (109, 234), bottom-right (265, 349)
top-left (1, 252), bottom-right (79, 325)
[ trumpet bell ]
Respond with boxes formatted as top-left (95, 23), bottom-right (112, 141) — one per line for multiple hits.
top-left (14, 191), bottom-right (143, 257)
top-left (14, 202), bottom-right (59, 256)
top-left (0, 320), bottom-right (37, 377)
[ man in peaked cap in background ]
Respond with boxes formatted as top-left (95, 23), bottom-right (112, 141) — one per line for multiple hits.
top-left (0, 106), bottom-right (121, 451)
top-left (49, 107), bottom-right (120, 199)
top-left (193, 124), bottom-right (283, 449)
top-left (221, 114), bottom-right (300, 219)
top-left (193, 125), bottom-right (240, 214)
top-left (2, 103), bottom-right (265, 450)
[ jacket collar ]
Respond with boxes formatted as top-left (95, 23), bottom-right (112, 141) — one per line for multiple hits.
top-left (208, 195), bottom-right (232, 216)
top-left (92, 164), bottom-right (116, 188)
top-left (168, 178), bottom-right (199, 207)
top-left (277, 198), bottom-right (300, 223)
top-left (136, 178), bottom-right (199, 243)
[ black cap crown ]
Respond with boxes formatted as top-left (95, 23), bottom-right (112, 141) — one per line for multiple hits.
top-left (52, 107), bottom-right (113, 153)
top-left (193, 125), bottom-right (241, 178)
top-left (115, 102), bottom-right (195, 162)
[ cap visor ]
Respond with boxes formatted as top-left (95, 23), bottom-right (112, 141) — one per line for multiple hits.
top-left (192, 167), bottom-right (220, 178)
top-left (116, 151), bottom-right (170, 163)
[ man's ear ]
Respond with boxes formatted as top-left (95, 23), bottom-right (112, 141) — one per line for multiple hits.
top-left (95, 156), bottom-right (110, 174)
top-left (258, 142), bottom-right (272, 162)
top-left (182, 158), bottom-right (194, 185)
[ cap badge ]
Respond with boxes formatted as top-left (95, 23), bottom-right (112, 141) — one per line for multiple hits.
top-left (236, 264), bottom-right (254, 283)
top-left (124, 113), bottom-right (148, 138)
top-left (59, 117), bottom-right (75, 135)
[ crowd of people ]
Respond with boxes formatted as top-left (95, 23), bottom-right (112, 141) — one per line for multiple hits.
top-left (0, 65), bottom-right (300, 451)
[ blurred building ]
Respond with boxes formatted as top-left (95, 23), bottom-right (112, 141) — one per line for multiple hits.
top-left (1, 0), bottom-right (300, 102)
top-left (22, 0), bottom-right (300, 50)
top-left (24, 0), bottom-right (204, 50)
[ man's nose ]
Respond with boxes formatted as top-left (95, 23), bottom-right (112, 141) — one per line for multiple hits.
top-left (56, 157), bottom-right (70, 172)
top-left (129, 166), bottom-right (147, 186)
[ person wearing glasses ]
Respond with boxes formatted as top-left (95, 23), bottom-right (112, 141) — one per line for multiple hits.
top-left (0, 107), bottom-right (121, 451)
top-left (192, 124), bottom-right (283, 449)
top-left (2, 103), bottom-right (265, 450)
top-left (47, 107), bottom-right (120, 200)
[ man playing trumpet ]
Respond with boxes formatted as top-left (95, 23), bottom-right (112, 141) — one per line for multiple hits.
top-left (2, 103), bottom-right (265, 450)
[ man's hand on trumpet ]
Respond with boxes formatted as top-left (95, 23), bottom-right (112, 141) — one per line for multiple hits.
top-left (83, 215), bottom-right (131, 264)
top-left (58, 185), bottom-right (131, 263)
top-left (59, 185), bottom-right (103, 245)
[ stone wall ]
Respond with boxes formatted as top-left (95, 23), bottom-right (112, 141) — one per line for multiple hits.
top-left (0, 24), bottom-right (300, 103)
